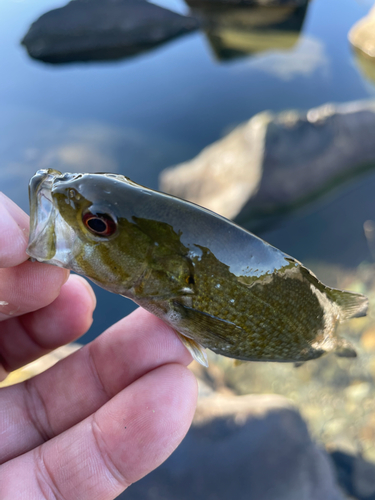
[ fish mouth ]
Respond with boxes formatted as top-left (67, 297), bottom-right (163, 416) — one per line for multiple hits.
top-left (26, 169), bottom-right (76, 267)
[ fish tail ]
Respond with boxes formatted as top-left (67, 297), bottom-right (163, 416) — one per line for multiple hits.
top-left (326, 289), bottom-right (368, 321)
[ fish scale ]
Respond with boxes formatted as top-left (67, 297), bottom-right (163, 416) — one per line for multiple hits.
top-left (190, 252), bottom-right (324, 360)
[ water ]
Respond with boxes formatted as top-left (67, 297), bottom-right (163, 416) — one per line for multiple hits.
top-left (1, 0), bottom-right (374, 343)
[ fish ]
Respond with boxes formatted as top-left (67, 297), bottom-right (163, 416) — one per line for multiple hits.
top-left (26, 169), bottom-right (368, 367)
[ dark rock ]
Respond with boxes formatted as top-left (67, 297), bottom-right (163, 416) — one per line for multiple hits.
top-left (330, 450), bottom-right (375, 500)
top-left (117, 394), bottom-right (345, 500)
top-left (21, 0), bottom-right (200, 64)
top-left (160, 100), bottom-right (375, 232)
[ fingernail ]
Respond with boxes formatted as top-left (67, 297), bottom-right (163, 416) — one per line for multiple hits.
top-left (0, 300), bottom-right (21, 317)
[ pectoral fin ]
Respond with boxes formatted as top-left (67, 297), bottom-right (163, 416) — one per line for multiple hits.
top-left (171, 300), bottom-right (240, 346)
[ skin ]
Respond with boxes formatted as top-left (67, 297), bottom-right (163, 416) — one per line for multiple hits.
top-left (0, 192), bottom-right (197, 500)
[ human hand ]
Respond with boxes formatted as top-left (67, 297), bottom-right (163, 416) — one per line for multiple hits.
top-left (0, 193), bottom-right (197, 499)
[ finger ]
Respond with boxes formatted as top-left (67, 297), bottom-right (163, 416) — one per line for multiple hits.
top-left (0, 260), bottom-right (69, 321)
top-left (0, 192), bottom-right (70, 321)
top-left (0, 364), bottom-right (197, 500)
top-left (0, 275), bottom-right (96, 374)
top-left (0, 193), bottom-right (29, 268)
top-left (0, 308), bottom-right (193, 463)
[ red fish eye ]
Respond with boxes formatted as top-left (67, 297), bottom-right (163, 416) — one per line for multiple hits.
top-left (82, 211), bottom-right (117, 236)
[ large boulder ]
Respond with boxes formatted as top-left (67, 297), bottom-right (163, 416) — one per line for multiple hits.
top-left (21, 0), bottom-right (200, 64)
top-left (160, 100), bottom-right (375, 231)
top-left (120, 393), bottom-right (345, 500)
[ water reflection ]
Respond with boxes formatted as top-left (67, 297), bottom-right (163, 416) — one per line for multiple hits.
top-left (21, 0), bottom-right (310, 65)
top-left (188, 3), bottom-right (308, 61)
top-left (2, 118), bottom-right (191, 213)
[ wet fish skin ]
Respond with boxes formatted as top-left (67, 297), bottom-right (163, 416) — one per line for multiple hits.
top-left (27, 169), bottom-right (368, 367)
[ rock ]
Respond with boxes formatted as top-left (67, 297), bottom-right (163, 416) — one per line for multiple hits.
top-left (353, 454), bottom-right (375, 499)
top-left (21, 0), bottom-right (199, 64)
top-left (349, 6), bottom-right (375, 86)
top-left (349, 5), bottom-right (375, 59)
top-left (160, 100), bottom-right (375, 232)
top-left (187, 4), bottom-right (308, 61)
top-left (330, 449), bottom-right (375, 500)
top-left (119, 393), bottom-right (345, 500)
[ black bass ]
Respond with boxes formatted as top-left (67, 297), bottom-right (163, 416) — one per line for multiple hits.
top-left (27, 169), bottom-right (368, 367)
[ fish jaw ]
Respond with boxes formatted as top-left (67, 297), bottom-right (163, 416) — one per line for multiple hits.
top-left (26, 169), bottom-right (77, 269)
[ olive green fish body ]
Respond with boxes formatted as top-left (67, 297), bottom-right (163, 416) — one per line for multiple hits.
top-left (27, 170), bottom-right (368, 366)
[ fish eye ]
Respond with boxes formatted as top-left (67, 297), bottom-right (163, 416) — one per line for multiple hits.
top-left (82, 210), bottom-right (117, 236)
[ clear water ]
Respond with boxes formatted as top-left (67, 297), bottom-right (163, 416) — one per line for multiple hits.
top-left (1, 0), bottom-right (375, 341)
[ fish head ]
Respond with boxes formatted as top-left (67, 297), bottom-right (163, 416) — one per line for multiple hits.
top-left (27, 169), bottom-right (139, 289)
top-left (27, 169), bottom-right (191, 295)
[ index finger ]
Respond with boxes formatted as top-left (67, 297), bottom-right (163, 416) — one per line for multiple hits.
top-left (0, 193), bottom-right (69, 320)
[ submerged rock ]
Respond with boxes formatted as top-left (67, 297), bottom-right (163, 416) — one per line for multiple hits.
top-left (120, 393), bottom-right (345, 500)
top-left (160, 100), bottom-right (375, 231)
top-left (21, 0), bottom-right (199, 64)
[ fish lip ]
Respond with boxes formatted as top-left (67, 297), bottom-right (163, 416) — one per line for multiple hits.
top-left (26, 169), bottom-right (61, 262)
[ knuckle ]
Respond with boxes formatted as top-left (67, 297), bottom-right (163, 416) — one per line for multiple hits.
top-left (91, 416), bottom-right (130, 490)
top-left (24, 378), bottom-right (54, 443)
top-left (34, 446), bottom-right (62, 500)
